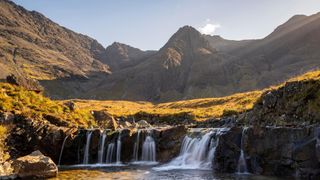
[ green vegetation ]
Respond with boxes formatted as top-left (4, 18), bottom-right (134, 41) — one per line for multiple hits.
top-left (0, 83), bottom-right (95, 127)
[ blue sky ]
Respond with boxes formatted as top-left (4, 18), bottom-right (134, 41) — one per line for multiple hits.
top-left (12, 0), bottom-right (320, 50)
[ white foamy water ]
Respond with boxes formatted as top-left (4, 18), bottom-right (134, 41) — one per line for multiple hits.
top-left (154, 128), bottom-right (228, 171)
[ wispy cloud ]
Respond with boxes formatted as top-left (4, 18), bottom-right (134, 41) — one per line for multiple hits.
top-left (198, 20), bottom-right (221, 35)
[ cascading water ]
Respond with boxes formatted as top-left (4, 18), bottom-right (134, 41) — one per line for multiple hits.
top-left (58, 135), bottom-right (69, 165)
top-left (154, 128), bottom-right (228, 170)
top-left (237, 127), bottom-right (249, 174)
top-left (106, 143), bottom-right (115, 163)
top-left (141, 131), bottom-right (156, 162)
top-left (116, 130), bottom-right (122, 164)
top-left (98, 130), bottom-right (107, 163)
top-left (133, 130), bottom-right (141, 161)
top-left (83, 131), bottom-right (93, 164)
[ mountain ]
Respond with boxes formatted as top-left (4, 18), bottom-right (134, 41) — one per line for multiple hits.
top-left (1, 0), bottom-right (320, 102)
top-left (0, 0), bottom-right (110, 80)
top-left (82, 26), bottom-right (227, 101)
top-left (103, 42), bottom-right (156, 71)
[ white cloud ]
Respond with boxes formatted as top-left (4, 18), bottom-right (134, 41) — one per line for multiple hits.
top-left (198, 23), bottom-right (221, 36)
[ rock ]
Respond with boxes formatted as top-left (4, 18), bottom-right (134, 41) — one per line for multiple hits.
top-left (12, 150), bottom-right (58, 178)
top-left (92, 111), bottom-right (118, 130)
top-left (64, 101), bottom-right (77, 111)
top-left (0, 161), bottom-right (13, 177)
top-left (213, 127), bottom-right (242, 173)
top-left (43, 114), bottom-right (70, 127)
top-left (262, 91), bottom-right (277, 108)
top-left (157, 125), bottom-right (188, 162)
top-left (0, 112), bottom-right (14, 124)
top-left (6, 74), bottom-right (43, 93)
top-left (135, 120), bottom-right (152, 129)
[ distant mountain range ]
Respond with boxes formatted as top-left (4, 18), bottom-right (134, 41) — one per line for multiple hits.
top-left (1, 0), bottom-right (320, 102)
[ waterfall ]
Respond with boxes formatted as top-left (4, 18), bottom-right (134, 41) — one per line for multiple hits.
top-left (237, 127), bottom-right (249, 174)
top-left (58, 135), bottom-right (69, 165)
top-left (141, 132), bottom-right (156, 162)
top-left (154, 128), bottom-right (228, 170)
top-left (83, 131), bottom-right (93, 164)
top-left (116, 130), bottom-right (122, 164)
top-left (98, 130), bottom-right (107, 163)
top-left (133, 130), bottom-right (141, 161)
top-left (106, 143), bottom-right (115, 163)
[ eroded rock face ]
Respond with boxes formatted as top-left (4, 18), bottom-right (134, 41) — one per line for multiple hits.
top-left (6, 114), bottom-right (78, 163)
top-left (213, 126), bottom-right (320, 179)
top-left (245, 127), bottom-right (320, 178)
top-left (12, 150), bottom-right (58, 178)
top-left (213, 127), bottom-right (242, 173)
top-left (156, 125), bottom-right (188, 162)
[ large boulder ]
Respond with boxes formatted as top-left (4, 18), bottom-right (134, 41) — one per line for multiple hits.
top-left (92, 110), bottom-right (118, 130)
top-left (12, 150), bottom-right (58, 178)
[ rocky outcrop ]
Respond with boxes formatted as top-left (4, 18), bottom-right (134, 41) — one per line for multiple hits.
top-left (156, 125), bottom-right (188, 162)
top-left (5, 114), bottom-right (78, 163)
top-left (247, 80), bottom-right (320, 127)
top-left (92, 110), bottom-right (118, 130)
top-left (213, 126), bottom-right (320, 179)
top-left (12, 150), bottom-right (57, 178)
top-left (213, 127), bottom-right (242, 173)
top-left (6, 74), bottom-right (43, 93)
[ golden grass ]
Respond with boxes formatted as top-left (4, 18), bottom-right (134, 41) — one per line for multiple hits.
top-left (0, 83), bottom-right (94, 127)
top-left (0, 125), bottom-right (9, 162)
top-left (72, 70), bottom-right (320, 121)
top-left (2, 70), bottom-right (320, 125)
top-left (73, 90), bottom-right (263, 121)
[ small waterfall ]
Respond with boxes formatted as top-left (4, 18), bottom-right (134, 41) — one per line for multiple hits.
top-left (237, 127), bottom-right (249, 174)
top-left (154, 128), bottom-right (228, 170)
top-left (106, 143), bottom-right (115, 163)
top-left (133, 130), bottom-right (141, 161)
top-left (116, 130), bottom-right (122, 164)
top-left (98, 130), bottom-right (107, 163)
top-left (141, 132), bottom-right (156, 162)
top-left (83, 131), bottom-right (93, 164)
top-left (58, 135), bottom-right (69, 165)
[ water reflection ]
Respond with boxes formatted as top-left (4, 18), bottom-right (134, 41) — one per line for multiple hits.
top-left (51, 165), bottom-right (285, 180)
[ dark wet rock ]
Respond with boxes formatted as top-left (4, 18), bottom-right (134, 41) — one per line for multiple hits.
top-left (156, 125), bottom-right (188, 162)
top-left (6, 114), bottom-right (77, 164)
top-left (248, 127), bottom-right (319, 177)
top-left (12, 150), bottom-right (57, 178)
top-left (213, 127), bottom-right (242, 173)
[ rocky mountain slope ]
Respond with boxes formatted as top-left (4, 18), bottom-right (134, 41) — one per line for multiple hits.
top-left (1, 0), bottom-right (320, 102)
top-left (0, 0), bottom-right (110, 80)
top-left (103, 42), bottom-right (156, 71)
top-left (83, 13), bottom-right (320, 102)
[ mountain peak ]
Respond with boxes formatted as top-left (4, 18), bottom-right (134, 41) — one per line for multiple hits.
top-left (161, 25), bottom-right (215, 54)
